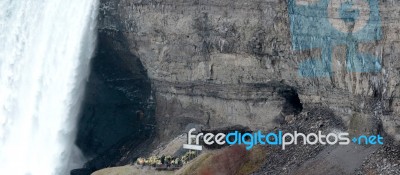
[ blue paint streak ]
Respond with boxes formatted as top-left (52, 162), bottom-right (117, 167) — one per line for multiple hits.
top-left (288, 0), bottom-right (382, 77)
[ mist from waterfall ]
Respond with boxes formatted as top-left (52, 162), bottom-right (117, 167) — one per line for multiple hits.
top-left (0, 0), bottom-right (98, 174)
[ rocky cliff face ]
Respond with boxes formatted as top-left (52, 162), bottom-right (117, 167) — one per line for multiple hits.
top-left (76, 28), bottom-right (154, 157)
top-left (97, 0), bottom-right (400, 144)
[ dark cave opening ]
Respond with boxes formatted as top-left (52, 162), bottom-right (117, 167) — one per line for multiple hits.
top-left (279, 88), bottom-right (303, 115)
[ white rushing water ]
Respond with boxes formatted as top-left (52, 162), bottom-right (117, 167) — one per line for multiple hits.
top-left (0, 0), bottom-right (98, 174)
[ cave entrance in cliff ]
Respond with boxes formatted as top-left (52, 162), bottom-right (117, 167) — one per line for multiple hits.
top-left (75, 31), bottom-right (154, 160)
top-left (279, 87), bottom-right (303, 115)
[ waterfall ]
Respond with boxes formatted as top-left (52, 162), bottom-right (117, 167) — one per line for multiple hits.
top-left (0, 0), bottom-right (98, 174)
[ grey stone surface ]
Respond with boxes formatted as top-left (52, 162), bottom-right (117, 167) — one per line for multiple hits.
top-left (98, 0), bottom-right (400, 143)
top-left (86, 0), bottom-right (400, 174)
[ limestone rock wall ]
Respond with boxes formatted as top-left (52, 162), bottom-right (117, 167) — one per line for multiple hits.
top-left (98, 0), bottom-right (400, 142)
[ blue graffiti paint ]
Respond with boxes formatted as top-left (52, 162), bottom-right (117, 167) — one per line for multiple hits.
top-left (340, 1), bottom-right (360, 23)
top-left (288, 0), bottom-right (382, 77)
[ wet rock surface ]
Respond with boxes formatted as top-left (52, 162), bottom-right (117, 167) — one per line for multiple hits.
top-left (76, 30), bottom-right (154, 157)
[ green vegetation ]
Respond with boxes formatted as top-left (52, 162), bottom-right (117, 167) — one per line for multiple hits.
top-left (135, 150), bottom-right (199, 168)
